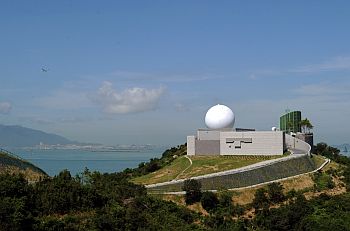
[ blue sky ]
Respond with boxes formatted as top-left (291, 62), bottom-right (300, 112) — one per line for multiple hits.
top-left (0, 1), bottom-right (350, 145)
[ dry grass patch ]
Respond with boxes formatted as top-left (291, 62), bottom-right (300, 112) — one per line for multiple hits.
top-left (188, 202), bottom-right (209, 215)
top-left (280, 174), bottom-right (314, 192)
top-left (132, 156), bottom-right (191, 184)
top-left (232, 173), bottom-right (317, 205)
top-left (232, 186), bottom-right (264, 205)
top-left (0, 165), bottom-right (46, 182)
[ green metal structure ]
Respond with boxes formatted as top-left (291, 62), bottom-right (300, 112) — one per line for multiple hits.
top-left (280, 110), bottom-right (301, 133)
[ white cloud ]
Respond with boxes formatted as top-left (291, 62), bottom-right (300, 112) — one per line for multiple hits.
top-left (93, 81), bottom-right (166, 114)
top-left (291, 56), bottom-right (350, 73)
top-left (0, 101), bottom-right (12, 114)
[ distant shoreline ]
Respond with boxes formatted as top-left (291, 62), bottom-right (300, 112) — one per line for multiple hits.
top-left (89, 149), bottom-right (142, 153)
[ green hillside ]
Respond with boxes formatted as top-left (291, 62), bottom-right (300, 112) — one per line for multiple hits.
top-left (0, 148), bottom-right (47, 181)
top-left (132, 154), bottom-right (282, 185)
top-left (148, 155), bottom-right (324, 193)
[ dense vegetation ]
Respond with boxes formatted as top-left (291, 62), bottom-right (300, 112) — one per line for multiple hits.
top-left (1, 143), bottom-right (350, 230)
top-left (0, 170), bottom-right (199, 230)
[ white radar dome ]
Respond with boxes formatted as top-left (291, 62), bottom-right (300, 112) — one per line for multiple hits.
top-left (205, 104), bottom-right (235, 129)
top-left (272, 127), bottom-right (277, 131)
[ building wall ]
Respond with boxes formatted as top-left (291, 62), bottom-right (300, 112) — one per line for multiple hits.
top-left (296, 133), bottom-right (314, 151)
top-left (195, 140), bottom-right (220, 155)
top-left (285, 133), bottom-right (311, 155)
top-left (197, 130), bottom-right (221, 140)
top-left (220, 131), bottom-right (284, 155)
top-left (186, 136), bottom-right (195, 155)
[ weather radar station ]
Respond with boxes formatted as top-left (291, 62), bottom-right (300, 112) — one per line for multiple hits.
top-left (187, 104), bottom-right (313, 156)
top-left (205, 104), bottom-right (235, 130)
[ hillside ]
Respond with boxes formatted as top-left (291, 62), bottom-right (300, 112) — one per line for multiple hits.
top-left (0, 148), bottom-right (47, 181)
top-left (147, 155), bottom-right (324, 193)
top-left (334, 143), bottom-right (350, 153)
top-left (132, 155), bottom-right (282, 185)
top-left (0, 124), bottom-right (76, 147)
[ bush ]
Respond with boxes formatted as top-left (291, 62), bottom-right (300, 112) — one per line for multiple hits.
top-left (252, 188), bottom-right (269, 212)
top-left (267, 182), bottom-right (285, 203)
top-left (182, 179), bottom-right (202, 205)
top-left (312, 172), bottom-right (335, 191)
top-left (201, 191), bottom-right (218, 212)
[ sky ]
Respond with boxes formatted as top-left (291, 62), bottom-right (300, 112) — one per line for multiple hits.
top-left (0, 1), bottom-right (350, 146)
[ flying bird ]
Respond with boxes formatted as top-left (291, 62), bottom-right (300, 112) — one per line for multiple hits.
top-left (41, 68), bottom-right (49, 72)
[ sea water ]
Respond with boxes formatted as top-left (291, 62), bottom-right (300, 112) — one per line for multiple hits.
top-left (10, 148), bottom-right (349, 177)
top-left (10, 147), bottom-right (167, 176)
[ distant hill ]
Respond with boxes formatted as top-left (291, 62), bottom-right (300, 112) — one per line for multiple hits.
top-left (0, 148), bottom-right (47, 181)
top-left (0, 124), bottom-right (76, 147)
top-left (334, 143), bottom-right (350, 153)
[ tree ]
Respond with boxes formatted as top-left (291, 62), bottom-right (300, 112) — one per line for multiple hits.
top-left (182, 179), bottom-right (202, 205)
top-left (300, 118), bottom-right (314, 134)
top-left (252, 188), bottom-right (269, 212)
top-left (201, 191), bottom-right (218, 212)
top-left (287, 121), bottom-right (294, 133)
top-left (305, 118), bottom-right (313, 133)
top-left (267, 182), bottom-right (285, 203)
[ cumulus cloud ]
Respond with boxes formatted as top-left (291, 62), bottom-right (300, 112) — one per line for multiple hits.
top-left (93, 81), bottom-right (165, 114)
top-left (0, 101), bottom-right (12, 114)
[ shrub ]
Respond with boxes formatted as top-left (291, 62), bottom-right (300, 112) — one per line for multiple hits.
top-left (201, 191), bottom-right (218, 212)
top-left (267, 182), bottom-right (285, 203)
top-left (182, 179), bottom-right (202, 205)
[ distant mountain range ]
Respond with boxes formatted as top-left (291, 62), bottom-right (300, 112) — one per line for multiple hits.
top-left (334, 143), bottom-right (350, 153)
top-left (0, 124), bottom-right (77, 147)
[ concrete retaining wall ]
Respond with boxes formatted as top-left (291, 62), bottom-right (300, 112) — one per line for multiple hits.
top-left (147, 154), bottom-right (317, 193)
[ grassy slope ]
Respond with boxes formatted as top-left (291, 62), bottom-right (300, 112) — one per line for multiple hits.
top-left (147, 155), bottom-right (321, 192)
top-left (180, 155), bottom-right (281, 179)
top-left (132, 156), bottom-right (191, 184)
top-left (312, 154), bottom-right (327, 169)
top-left (132, 155), bottom-right (282, 185)
top-left (157, 156), bottom-right (339, 215)
top-left (0, 150), bottom-right (47, 181)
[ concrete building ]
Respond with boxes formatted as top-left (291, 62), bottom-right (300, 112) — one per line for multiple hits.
top-left (187, 129), bottom-right (285, 156)
top-left (187, 104), bottom-right (286, 156)
top-left (280, 110), bottom-right (301, 133)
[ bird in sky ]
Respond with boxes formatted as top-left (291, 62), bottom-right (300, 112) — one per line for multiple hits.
top-left (41, 68), bottom-right (49, 72)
